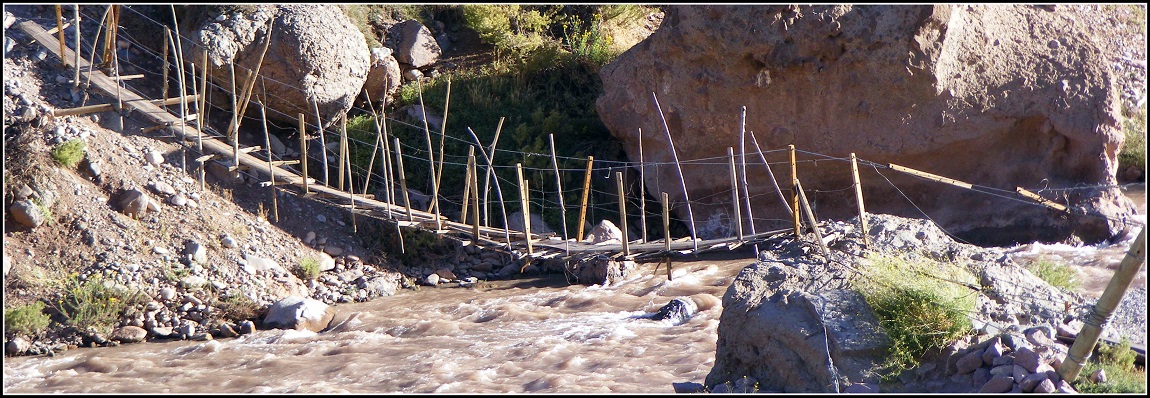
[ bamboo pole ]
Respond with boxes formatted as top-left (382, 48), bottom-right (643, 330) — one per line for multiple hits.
top-left (728, 146), bottom-right (743, 241)
top-left (651, 92), bottom-right (698, 251)
top-left (748, 131), bottom-right (793, 215)
top-left (616, 171), bottom-right (629, 257)
top-left (795, 178), bottom-right (829, 258)
top-left (460, 146), bottom-right (475, 223)
top-left (78, 6), bottom-right (111, 105)
top-left (790, 144), bottom-right (800, 236)
top-left (72, 5), bottom-right (80, 89)
top-left (577, 156), bottom-right (595, 242)
top-left (345, 130), bottom-right (356, 233)
top-left (312, 98), bottom-right (328, 187)
top-left (418, 83), bottom-right (442, 230)
top-left (380, 114), bottom-right (395, 217)
top-left (259, 100), bottom-right (278, 222)
top-left (55, 5), bottom-right (66, 68)
top-left (431, 77), bottom-right (452, 214)
top-left (338, 112), bottom-right (347, 191)
top-left (638, 129), bottom-right (647, 244)
top-left (225, 29), bottom-right (272, 140)
top-left (229, 64), bottom-right (240, 177)
top-left (394, 137), bottom-right (413, 221)
top-left (468, 127), bottom-right (512, 250)
top-left (1059, 227), bottom-right (1147, 382)
top-left (198, 48), bottom-right (207, 136)
top-left (191, 62), bottom-right (205, 193)
top-left (548, 134), bottom-right (569, 254)
top-left (161, 27), bottom-right (169, 110)
top-left (517, 163), bottom-right (533, 257)
top-left (469, 152), bottom-right (481, 242)
top-left (110, 7), bottom-right (123, 132)
top-left (298, 113), bottom-right (309, 194)
top-left (739, 107), bottom-right (758, 254)
top-left (850, 153), bottom-right (870, 248)
top-left (482, 117), bottom-right (505, 227)
top-left (362, 87), bottom-right (393, 217)
top-left (168, 25), bottom-right (189, 174)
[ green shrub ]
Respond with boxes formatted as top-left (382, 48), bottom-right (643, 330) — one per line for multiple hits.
top-left (52, 274), bottom-right (147, 333)
top-left (1026, 257), bottom-right (1080, 291)
top-left (1119, 103), bottom-right (1146, 179)
top-left (295, 257), bottom-right (321, 280)
top-left (51, 138), bottom-right (86, 169)
top-left (1075, 338), bottom-right (1146, 393)
top-left (854, 253), bottom-right (976, 379)
top-left (213, 293), bottom-right (262, 321)
top-left (462, 5), bottom-right (553, 61)
top-left (4, 301), bottom-right (52, 337)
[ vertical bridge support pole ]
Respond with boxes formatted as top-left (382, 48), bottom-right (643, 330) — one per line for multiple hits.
top-left (790, 144), bottom-right (800, 237)
top-left (727, 146), bottom-right (743, 242)
top-left (577, 156), bottom-right (594, 242)
top-left (850, 153), bottom-right (870, 248)
top-left (616, 171), bottom-right (629, 257)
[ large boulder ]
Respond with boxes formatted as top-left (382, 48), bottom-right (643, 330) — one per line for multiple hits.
top-left (185, 5), bottom-right (370, 129)
top-left (597, 5), bottom-right (1136, 245)
top-left (263, 295), bottom-right (336, 332)
top-left (362, 47), bottom-right (402, 104)
top-left (391, 20), bottom-right (442, 68)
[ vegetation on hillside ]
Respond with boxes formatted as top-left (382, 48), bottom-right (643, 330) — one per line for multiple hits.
top-left (342, 5), bottom-right (661, 236)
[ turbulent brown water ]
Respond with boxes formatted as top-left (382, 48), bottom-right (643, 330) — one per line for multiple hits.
top-left (4, 187), bottom-right (1145, 394)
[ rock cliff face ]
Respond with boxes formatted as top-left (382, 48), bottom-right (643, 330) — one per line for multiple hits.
top-left (597, 5), bottom-right (1137, 245)
top-left (184, 5), bottom-right (370, 129)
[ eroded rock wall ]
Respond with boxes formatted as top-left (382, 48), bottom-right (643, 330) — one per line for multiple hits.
top-left (597, 5), bottom-right (1137, 245)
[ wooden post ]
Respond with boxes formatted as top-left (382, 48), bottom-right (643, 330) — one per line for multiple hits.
top-left (298, 113), bottom-right (309, 194)
top-left (169, 26), bottom-right (189, 174)
top-left (850, 153), bottom-right (870, 248)
top-left (161, 27), bottom-right (169, 111)
top-left (517, 163), bottom-right (533, 257)
top-left (548, 134), bottom-right (569, 254)
top-left (394, 137), bottom-right (413, 221)
top-left (795, 178), bottom-right (829, 258)
top-left (748, 131), bottom-right (793, 215)
top-left (111, 10), bottom-right (123, 132)
top-left (469, 152), bottom-right (481, 241)
top-left (338, 113), bottom-right (347, 191)
top-left (259, 101), bottom-right (279, 222)
top-left (1059, 227), bottom-right (1146, 382)
top-left (468, 127), bottom-right (512, 250)
top-left (190, 62), bottom-right (206, 193)
top-left (652, 92), bottom-right (698, 251)
top-left (363, 87), bottom-right (393, 217)
top-left (616, 171), bottom-right (629, 257)
top-left (1016, 187), bottom-right (1070, 212)
top-left (55, 5), bottom-right (66, 68)
top-left (431, 77), bottom-right (452, 214)
top-left (638, 129), bottom-right (647, 244)
top-left (198, 49), bottom-right (208, 136)
top-left (790, 144), bottom-right (800, 237)
top-left (361, 119), bottom-right (382, 197)
top-left (727, 146), bottom-right (743, 241)
top-left (577, 156), bottom-right (594, 242)
top-left (380, 114), bottom-right (395, 216)
top-left (312, 98), bottom-right (328, 187)
top-left (225, 30), bottom-right (272, 140)
top-left (739, 107), bottom-right (758, 253)
top-left (460, 146), bottom-right (475, 223)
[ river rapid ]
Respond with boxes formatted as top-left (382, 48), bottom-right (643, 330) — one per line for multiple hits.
top-left (3, 186), bottom-right (1145, 394)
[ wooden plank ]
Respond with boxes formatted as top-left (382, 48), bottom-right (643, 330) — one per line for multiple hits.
top-left (1016, 187), bottom-right (1069, 212)
top-left (270, 160), bottom-right (299, 166)
top-left (795, 178), bottom-right (829, 258)
top-left (52, 95), bottom-right (200, 117)
top-left (888, 163), bottom-right (974, 190)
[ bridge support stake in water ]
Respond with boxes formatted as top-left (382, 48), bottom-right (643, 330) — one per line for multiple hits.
top-left (850, 153), bottom-right (870, 248)
top-left (517, 163), bottom-right (534, 260)
top-left (1059, 227), bottom-right (1146, 383)
top-left (469, 152), bottom-right (481, 242)
top-left (659, 192), bottom-right (674, 280)
top-left (461, 146), bottom-right (475, 224)
top-left (616, 171), bottom-right (630, 257)
top-left (577, 156), bottom-right (594, 242)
